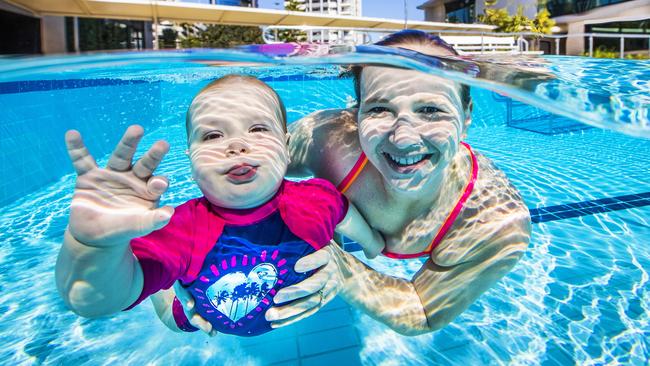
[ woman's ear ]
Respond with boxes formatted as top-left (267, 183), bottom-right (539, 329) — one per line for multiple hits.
top-left (461, 100), bottom-right (473, 140)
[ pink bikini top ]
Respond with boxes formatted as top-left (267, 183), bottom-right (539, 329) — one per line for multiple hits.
top-left (337, 142), bottom-right (479, 259)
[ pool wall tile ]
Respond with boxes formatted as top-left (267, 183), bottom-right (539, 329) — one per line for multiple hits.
top-left (294, 307), bottom-right (355, 335)
top-left (0, 81), bottom-right (162, 208)
top-left (297, 325), bottom-right (360, 357)
top-left (299, 346), bottom-right (362, 366)
top-left (241, 337), bottom-right (299, 365)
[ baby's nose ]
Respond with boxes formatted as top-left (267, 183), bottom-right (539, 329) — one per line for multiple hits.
top-left (225, 141), bottom-right (250, 156)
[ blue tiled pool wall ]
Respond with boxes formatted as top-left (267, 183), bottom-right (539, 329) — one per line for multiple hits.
top-left (0, 81), bottom-right (162, 207)
top-left (0, 74), bottom-right (356, 208)
top-left (0, 71), bottom-right (600, 210)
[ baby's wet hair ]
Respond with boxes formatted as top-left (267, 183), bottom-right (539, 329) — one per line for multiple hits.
top-left (347, 30), bottom-right (471, 110)
top-left (186, 74), bottom-right (288, 138)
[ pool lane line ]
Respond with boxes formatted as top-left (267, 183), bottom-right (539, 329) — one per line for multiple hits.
top-left (0, 75), bottom-right (344, 95)
top-left (529, 192), bottom-right (650, 223)
top-left (340, 192), bottom-right (650, 252)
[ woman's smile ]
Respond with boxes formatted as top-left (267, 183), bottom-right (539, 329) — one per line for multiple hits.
top-left (381, 149), bottom-right (439, 175)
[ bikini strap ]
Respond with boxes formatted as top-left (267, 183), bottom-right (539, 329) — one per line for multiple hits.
top-left (336, 151), bottom-right (368, 194)
top-left (382, 142), bottom-right (479, 259)
top-left (424, 142), bottom-right (478, 253)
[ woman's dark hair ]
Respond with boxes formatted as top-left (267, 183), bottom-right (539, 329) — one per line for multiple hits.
top-left (350, 30), bottom-right (471, 110)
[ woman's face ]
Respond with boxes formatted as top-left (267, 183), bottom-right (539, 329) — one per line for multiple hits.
top-left (357, 66), bottom-right (468, 193)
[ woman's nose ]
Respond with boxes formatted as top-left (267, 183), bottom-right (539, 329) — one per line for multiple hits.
top-left (225, 140), bottom-right (250, 157)
top-left (390, 122), bottom-right (420, 149)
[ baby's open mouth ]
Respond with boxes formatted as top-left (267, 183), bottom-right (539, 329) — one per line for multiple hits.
top-left (383, 152), bottom-right (436, 173)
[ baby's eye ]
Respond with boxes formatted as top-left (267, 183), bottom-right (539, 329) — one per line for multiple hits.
top-left (417, 106), bottom-right (442, 115)
top-left (367, 106), bottom-right (391, 115)
top-left (249, 125), bottom-right (270, 133)
top-left (203, 132), bottom-right (223, 141)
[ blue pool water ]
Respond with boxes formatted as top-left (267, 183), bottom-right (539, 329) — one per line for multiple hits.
top-left (0, 50), bottom-right (649, 365)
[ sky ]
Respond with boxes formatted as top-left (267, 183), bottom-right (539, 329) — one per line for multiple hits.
top-left (256, 0), bottom-right (426, 21)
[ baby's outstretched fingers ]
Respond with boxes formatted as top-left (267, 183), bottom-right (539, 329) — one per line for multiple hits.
top-left (133, 140), bottom-right (170, 179)
top-left (65, 130), bottom-right (97, 175)
top-left (146, 175), bottom-right (169, 198)
top-left (106, 125), bottom-right (144, 172)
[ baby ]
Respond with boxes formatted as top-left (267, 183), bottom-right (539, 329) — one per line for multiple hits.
top-left (56, 75), bottom-right (383, 337)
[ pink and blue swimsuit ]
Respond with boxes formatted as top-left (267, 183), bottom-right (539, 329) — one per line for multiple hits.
top-left (127, 179), bottom-right (348, 336)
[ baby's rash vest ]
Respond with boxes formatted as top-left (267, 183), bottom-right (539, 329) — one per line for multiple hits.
top-left (128, 179), bottom-right (348, 336)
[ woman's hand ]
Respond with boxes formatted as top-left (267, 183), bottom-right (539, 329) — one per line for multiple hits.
top-left (65, 125), bottom-right (173, 247)
top-left (172, 281), bottom-right (217, 336)
top-left (265, 245), bottom-right (343, 328)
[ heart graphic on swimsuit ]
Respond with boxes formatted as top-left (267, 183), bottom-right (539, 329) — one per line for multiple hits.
top-left (205, 263), bottom-right (278, 322)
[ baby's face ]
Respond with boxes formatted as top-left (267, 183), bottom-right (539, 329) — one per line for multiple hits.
top-left (357, 66), bottom-right (468, 193)
top-left (187, 81), bottom-right (288, 209)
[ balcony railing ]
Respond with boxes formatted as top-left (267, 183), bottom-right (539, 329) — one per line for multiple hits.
top-left (261, 26), bottom-right (650, 58)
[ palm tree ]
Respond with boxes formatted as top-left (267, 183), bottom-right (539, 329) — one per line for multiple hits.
top-left (214, 290), bottom-right (230, 307)
top-left (246, 282), bottom-right (260, 312)
top-left (232, 283), bottom-right (248, 318)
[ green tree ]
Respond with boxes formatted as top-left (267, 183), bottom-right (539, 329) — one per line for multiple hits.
top-left (531, 8), bottom-right (554, 34)
top-left (180, 24), bottom-right (263, 48)
top-left (278, 0), bottom-right (307, 42)
top-left (160, 28), bottom-right (178, 49)
top-left (477, 1), bottom-right (555, 34)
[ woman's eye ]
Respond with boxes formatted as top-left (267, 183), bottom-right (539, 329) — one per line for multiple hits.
top-left (367, 106), bottom-right (391, 115)
top-left (203, 132), bottom-right (223, 141)
top-left (418, 106), bottom-right (441, 114)
top-left (249, 126), bottom-right (269, 133)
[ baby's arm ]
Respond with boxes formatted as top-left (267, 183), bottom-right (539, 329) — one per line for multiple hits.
top-left (335, 203), bottom-right (385, 258)
top-left (56, 126), bottom-right (173, 318)
top-left (57, 232), bottom-right (145, 317)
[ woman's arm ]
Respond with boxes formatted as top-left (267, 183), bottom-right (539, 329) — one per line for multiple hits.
top-left (334, 214), bottom-right (530, 335)
top-left (332, 248), bottom-right (430, 335)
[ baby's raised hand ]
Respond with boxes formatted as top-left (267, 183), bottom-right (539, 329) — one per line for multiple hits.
top-left (65, 125), bottom-right (173, 248)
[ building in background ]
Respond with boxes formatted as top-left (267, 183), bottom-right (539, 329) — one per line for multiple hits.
top-left (417, 0), bottom-right (649, 55)
top-left (0, 0), bottom-right (258, 54)
top-left (285, 0), bottom-right (364, 44)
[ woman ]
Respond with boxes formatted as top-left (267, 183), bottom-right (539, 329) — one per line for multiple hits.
top-left (166, 30), bottom-right (531, 336)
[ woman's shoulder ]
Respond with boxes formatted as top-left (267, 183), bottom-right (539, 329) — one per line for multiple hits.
top-left (289, 108), bottom-right (358, 144)
top-left (288, 108), bottom-right (362, 181)
top-left (430, 149), bottom-right (531, 266)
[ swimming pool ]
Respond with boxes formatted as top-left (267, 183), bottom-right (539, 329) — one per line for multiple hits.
top-left (0, 49), bottom-right (648, 365)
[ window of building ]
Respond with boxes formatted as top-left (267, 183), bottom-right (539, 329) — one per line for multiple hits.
top-left (0, 9), bottom-right (41, 54)
top-left (445, 0), bottom-right (475, 23)
top-left (545, 0), bottom-right (634, 17)
top-left (65, 18), bottom-right (145, 52)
